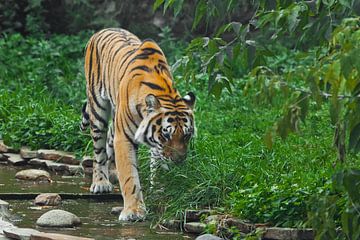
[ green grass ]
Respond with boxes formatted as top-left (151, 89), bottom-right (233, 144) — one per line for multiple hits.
top-left (0, 33), bottom-right (359, 229)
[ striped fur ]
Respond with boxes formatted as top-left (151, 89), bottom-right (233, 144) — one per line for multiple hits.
top-left (81, 28), bottom-right (196, 221)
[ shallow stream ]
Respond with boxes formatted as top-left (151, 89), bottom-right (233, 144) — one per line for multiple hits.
top-left (0, 165), bottom-right (192, 240)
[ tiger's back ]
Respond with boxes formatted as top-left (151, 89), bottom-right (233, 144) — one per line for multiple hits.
top-left (82, 28), bottom-right (196, 221)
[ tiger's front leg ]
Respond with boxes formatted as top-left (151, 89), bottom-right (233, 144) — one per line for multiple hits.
top-left (114, 131), bottom-right (146, 221)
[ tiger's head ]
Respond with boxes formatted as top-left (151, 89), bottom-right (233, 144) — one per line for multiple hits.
top-left (135, 93), bottom-right (196, 163)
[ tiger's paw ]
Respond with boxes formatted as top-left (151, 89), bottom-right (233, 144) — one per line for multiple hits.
top-left (119, 207), bottom-right (146, 221)
top-left (90, 180), bottom-right (113, 194)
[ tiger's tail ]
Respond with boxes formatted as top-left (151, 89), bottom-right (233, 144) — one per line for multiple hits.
top-left (80, 101), bottom-right (90, 132)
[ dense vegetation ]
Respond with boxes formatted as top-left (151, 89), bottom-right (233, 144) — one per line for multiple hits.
top-left (1, 1), bottom-right (360, 239)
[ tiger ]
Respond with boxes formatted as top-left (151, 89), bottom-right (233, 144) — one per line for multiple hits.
top-left (80, 28), bottom-right (196, 221)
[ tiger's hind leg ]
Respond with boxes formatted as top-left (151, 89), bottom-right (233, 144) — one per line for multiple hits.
top-left (88, 99), bottom-right (113, 194)
top-left (107, 116), bottom-right (119, 184)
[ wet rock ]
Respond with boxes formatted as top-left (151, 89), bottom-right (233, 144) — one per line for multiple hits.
top-left (0, 141), bottom-right (18, 153)
top-left (68, 165), bottom-right (83, 175)
top-left (34, 194), bottom-right (61, 206)
top-left (15, 169), bottom-right (51, 182)
top-left (0, 154), bottom-right (7, 161)
top-left (0, 200), bottom-right (9, 210)
top-left (110, 206), bottom-right (123, 215)
top-left (3, 227), bottom-right (40, 240)
top-left (185, 209), bottom-right (212, 222)
top-left (0, 200), bottom-right (16, 223)
top-left (196, 234), bottom-right (223, 240)
top-left (28, 159), bottom-right (70, 173)
top-left (81, 156), bottom-right (93, 168)
top-left (4, 154), bottom-right (26, 166)
top-left (20, 147), bottom-right (38, 160)
top-left (30, 232), bottom-right (94, 240)
top-left (36, 210), bottom-right (81, 228)
top-left (28, 159), bottom-right (48, 168)
top-left (0, 218), bottom-right (14, 233)
top-left (45, 162), bottom-right (69, 172)
top-left (37, 150), bottom-right (79, 165)
top-left (262, 227), bottom-right (314, 240)
top-left (224, 218), bottom-right (255, 234)
top-left (184, 222), bottom-right (206, 234)
top-left (161, 219), bottom-right (182, 230)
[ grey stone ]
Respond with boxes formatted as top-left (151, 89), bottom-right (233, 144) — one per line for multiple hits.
top-left (30, 232), bottom-right (94, 240)
top-left (0, 141), bottom-right (18, 154)
top-left (28, 159), bottom-right (69, 173)
top-left (45, 162), bottom-right (69, 172)
top-left (0, 201), bottom-right (9, 210)
top-left (0, 154), bottom-right (7, 162)
top-left (20, 148), bottom-right (38, 159)
top-left (15, 169), bottom-right (51, 182)
top-left (196, 234), bottom-right (223, 240)
top-left (0, 219), bottom-right (14, 234)
top-left (4, 154), bottom-right (26, 166)
top-left (34, 194), bottom-right (61, 206)
top-left (262, 227), bottom-right (314, 240)
top-left (67, 165), bottom-right (83, 175)
top-left (161, 219), bottom-right (182, 230)
top-left (3, 227), bottom-right (40, 240)
top-left (224, 218), bottom-right (255, 234)
top-left (184, 222), bottom-right (206, 234)
top-left (37, 150), bottom-right (79, 165)
top-left (28, 159), bottom-right (48, 168)
top-left (110, 206), bottom-right (123, 215)
top-left (36, 210), bottom-right (81, 228)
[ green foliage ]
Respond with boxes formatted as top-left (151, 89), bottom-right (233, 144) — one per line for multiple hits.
top-left (155, 0), bottom-right (360, 158)
top-left (308, 169), bottom-right (360, 239)
top-left (0, 33), bottom-right (91, 154)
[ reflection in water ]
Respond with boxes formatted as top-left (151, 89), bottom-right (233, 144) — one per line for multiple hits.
top-left (0, 166), bottom-right (193, 239)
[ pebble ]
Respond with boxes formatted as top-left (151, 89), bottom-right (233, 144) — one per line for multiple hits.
top-left (196, 234), bottom-right (223, 240)
top-left (34, 194), bottom-right (61, 206)
top-left (36, 210), bottom-right (81, 228)
top-left (15, 169), bottom-right (51, 182)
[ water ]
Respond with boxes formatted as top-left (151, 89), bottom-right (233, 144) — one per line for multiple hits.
top-left (0, 165), bottom-right (193, 240)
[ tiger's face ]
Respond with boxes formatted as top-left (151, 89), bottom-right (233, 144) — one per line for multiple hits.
top-left (135, 93), bottom-right (196, 163)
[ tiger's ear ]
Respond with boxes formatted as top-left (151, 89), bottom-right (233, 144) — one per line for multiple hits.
top-left (183, 92), bottom-right (196, 109)
top-left (145, 94), bottom-right (161, 112)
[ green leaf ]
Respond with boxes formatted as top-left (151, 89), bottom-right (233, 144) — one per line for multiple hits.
top-left (329, 98), bottom-right (341, 125)
top-left (349, 122), bottom-right (360, 152)
top-left (192, 0), bottom-right (207, 30)
top-left (173, 0), bottom-right (184, 17)
top-left (153, 0), bottom-right (165, 11)
top-left (164, 0), bottom-right (176, 12)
